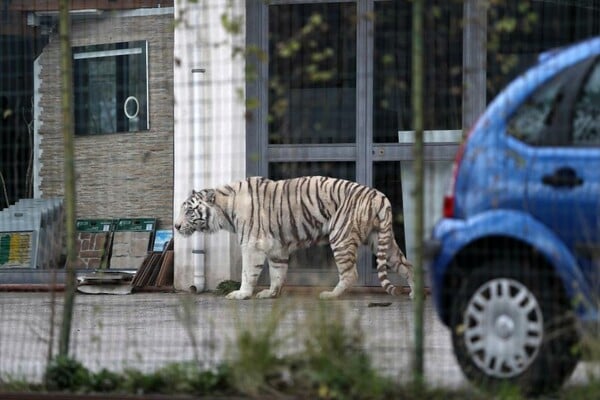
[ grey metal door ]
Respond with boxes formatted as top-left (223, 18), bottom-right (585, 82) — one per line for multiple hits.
top-left (247, 0), bottom-right (461, 288)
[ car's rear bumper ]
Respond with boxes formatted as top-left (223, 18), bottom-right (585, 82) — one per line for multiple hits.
top-left (427, 214), bottom-right (600, 333)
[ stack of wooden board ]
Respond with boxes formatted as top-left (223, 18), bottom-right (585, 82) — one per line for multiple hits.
top-left (131, 238), bottom-right (174, 289)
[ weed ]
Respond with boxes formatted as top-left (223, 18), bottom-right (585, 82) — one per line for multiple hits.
top-left (228, 303), bottom-right (287, 396)
top-left (175, 293), bottom-right (201, 364)
top-left (215, 279), bottom-right (241, 295)
top-left (297, 302), bottom-right (392, 400)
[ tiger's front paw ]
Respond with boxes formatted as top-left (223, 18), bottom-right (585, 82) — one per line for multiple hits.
top-left (225, 290), bottom-right (252, 300)
top-left (256, 289), bottom-right (279, 299)
top-left (319, 290), bottom-right (339, 300)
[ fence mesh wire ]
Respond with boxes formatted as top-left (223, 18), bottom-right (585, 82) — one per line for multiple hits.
top-left (1, 0), bottom-right (600, 396)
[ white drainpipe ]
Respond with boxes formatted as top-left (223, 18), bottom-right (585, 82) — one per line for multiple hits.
top-left (190, 249), bottom-right (205, 292)
top-left (190, 64), bottom-right (206, 293)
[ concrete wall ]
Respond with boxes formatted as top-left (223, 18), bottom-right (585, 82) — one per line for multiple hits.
top-left (34, 9), bottom-right (174, 228)
top-left (173, 0), bottom-right (246, 291)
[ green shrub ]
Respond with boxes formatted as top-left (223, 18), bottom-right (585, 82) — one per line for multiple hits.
top-left (87, 368), bottom-right (121, 392)
top-left (44, 355), bottom-right (91, 391)
top-left (191, 364), bottom-right (234, 395)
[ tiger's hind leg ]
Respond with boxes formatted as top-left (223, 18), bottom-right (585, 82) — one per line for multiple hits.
top-left (387, 240), bottom-right (415, 299)
top-left (256, 257), bottom-right (288, 299)
top-left (319, 239), bottom-right (359, 300)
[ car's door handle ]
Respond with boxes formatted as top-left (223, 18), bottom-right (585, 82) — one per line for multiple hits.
top-left (541, 167), bottom-right (583, 188)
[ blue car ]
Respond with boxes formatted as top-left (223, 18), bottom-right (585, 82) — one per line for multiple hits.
top-left (427, 36), bottom-right (600, 395)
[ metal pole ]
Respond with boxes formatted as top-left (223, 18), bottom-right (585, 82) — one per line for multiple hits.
top-left (463, 0), bottom-right (487, 132)
top-left (58, 0), bottom-right (77, 357)
top-left (411, 0), bottom-right (425, 390)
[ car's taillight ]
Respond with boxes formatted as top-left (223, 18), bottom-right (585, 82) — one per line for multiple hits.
top-left (442, 162), bottom-right (459, 218)
top-left (442, 190), bottom-right (455, 218)
top-left (443, 128), bottom-right (472, 218)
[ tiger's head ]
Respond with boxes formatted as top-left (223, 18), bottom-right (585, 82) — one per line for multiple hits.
top-left (174, 189), bottom-right (220, 236)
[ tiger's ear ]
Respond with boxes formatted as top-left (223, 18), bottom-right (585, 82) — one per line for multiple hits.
top-left (197, 189), bottom-right (216, 204)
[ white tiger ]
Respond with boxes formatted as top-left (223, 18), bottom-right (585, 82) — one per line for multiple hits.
top-left (174, 176), bottom-right (414, 300)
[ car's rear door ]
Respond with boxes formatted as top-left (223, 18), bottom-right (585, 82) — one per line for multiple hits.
top-left (526, 56), bottom-right (600, 287)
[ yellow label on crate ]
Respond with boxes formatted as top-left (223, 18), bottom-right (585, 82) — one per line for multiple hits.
top-left (9, 233), bottom-right (26, 263)
top-left (0, 232), bottom-right (32, 267)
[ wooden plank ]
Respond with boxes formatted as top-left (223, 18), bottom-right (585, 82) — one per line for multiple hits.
top-left (130, 252), bottom-right (154, 287)
top-left (146, 252), bottom-right (163, 286)
top-left (140, 253), bottom-right (162, 287)
top-left (156, 250), bottom-right (174, 287)
top-left (132, 237), bottom-right (174, 287)
top-left (148, 239), bottom-right (172, 286)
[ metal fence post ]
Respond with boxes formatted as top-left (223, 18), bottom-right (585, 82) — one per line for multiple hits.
top-left (58, 0), bottom-right (77, 358)
top-left (411, 0), bottom-right (425, 390)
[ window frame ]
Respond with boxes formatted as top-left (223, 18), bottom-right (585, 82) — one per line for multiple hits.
top-left (506, 57), bottom-right (594, 147)
top-left (72, 40), bottom-right (150, 136)
top-left (570, 56), bottom-right (600, 147)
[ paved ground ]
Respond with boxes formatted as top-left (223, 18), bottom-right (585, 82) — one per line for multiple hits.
top-left (0, 290), bottom-right (597, 389)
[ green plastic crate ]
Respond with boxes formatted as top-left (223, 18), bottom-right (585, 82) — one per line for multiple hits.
top-left (76, 219), bottom-right (115, 233)
top-left (115, 218), bottom-right (156, 232)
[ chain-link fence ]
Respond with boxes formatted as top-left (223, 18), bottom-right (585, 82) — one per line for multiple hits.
top-left (1, 0), bottom-right (600, 398)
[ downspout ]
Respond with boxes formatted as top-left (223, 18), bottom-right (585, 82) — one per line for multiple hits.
top-left (190, 249), bottom-right (205, 292)
top-left (190, 67), bottom-right (206, 293)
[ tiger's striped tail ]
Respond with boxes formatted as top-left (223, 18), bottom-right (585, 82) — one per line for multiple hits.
top-left (375, 207), bottom-right (400, 296)
top-left (375, 204), bottom-right (415, 298)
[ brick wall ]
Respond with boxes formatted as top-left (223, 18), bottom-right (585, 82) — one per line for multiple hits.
top-left (36, 11), bottom-right (174, 229)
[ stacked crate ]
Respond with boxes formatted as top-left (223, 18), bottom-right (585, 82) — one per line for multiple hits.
top-left (75, 219), bottom-right (115, 270)
top-left (109, 218), bottom-right (156, 270)
top-left (0, 198), bottom-right (64, 269)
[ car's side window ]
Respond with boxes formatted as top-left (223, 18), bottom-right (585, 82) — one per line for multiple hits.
top-left (506, 73), bottom-right (565, 145)
top-left (572, 61), bottom-right (600, 146)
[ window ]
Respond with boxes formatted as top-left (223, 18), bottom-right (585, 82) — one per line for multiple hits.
top-left (573, 61), bottom-right (600, 146)
top-left (506, 70), bottom-right (568, 146)
top-left (73, 41), bottom-right (148, 135)
top-left (268, 3), bottom-right (356, 145)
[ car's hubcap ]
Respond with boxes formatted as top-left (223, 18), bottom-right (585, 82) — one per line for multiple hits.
top-left (463, 278), bottom-right (543, 378)
top-left (495, 314), bottom-right (515, 339)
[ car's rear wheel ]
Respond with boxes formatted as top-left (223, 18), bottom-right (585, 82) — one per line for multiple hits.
top-left (450, 258), bottom-right (580, 396)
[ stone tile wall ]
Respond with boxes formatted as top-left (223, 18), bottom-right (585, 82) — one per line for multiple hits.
top-left (74, 232), bottom-right (110, 270)
top-left (36, 11), bottom-right (174, 229)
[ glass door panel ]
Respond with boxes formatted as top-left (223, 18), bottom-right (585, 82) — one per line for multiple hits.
top-left (373, 1), bottom-right (412, 141)
top-left (269, 2), bottom-right (357, 144)
top-left (371, 161), bottom-right (407, 287)
top-left (373, 0), bottom-right (462, 139)
top-left (373, 161), bottom-right (406, 255)
top-left (370, 160), bottom-right (453, 286)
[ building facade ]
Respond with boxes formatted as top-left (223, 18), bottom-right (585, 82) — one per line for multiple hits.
top-left (34, 7), bottom-right (174, 227)
top-left (5, 0), bottom-right (598, 290)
